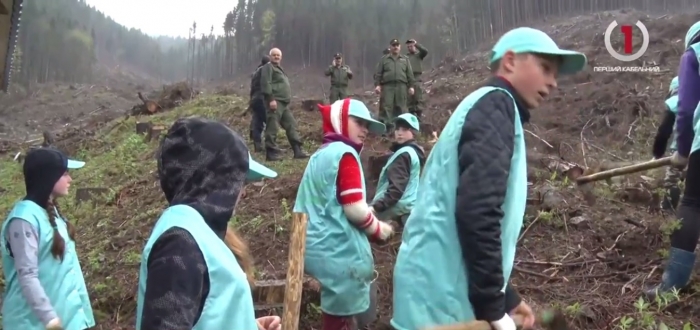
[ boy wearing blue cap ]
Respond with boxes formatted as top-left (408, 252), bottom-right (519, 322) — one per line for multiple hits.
top-left (371, 113), bottom-right (425, 225)
top-left (652, 76), bottom-right (683, 211)
top-left (391, 27), bottom-right (586, 330)
top-left (645, 21), bottom-right (700, 300)
top-left (136, 117), bottom-right (281, 330)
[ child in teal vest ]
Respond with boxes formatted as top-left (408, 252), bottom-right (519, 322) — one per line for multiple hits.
top-left (135, 117), bottom-right (280, 330)
top-left (371, 113), bottom-right (425, 225)
top-left (652, 76), bottom-right (682, 210)
top-left (294, 98), bottom-right (395, 330)
top-left (2, 147), bottom-right (95, 330)
top-left (391, 27), bottom-right (586, 330)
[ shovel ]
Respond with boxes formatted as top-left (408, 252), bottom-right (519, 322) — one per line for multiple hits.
top-left (423, 310), bottom-right (569, 330)
top-left (575, 157), bottom-right (674, 184)
top-left (568, 157), bottom-right (674, 205)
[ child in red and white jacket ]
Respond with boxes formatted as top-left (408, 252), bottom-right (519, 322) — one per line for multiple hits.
top-left (294, 98), bottom-right (393, 330)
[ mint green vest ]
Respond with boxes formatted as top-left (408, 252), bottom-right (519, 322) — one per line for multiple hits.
top-left (371, 146), bottom-right (421, 219)
top-left (689, 43), bottom-right (700, 154)
top-left (293, 141), bottom-right (374, 315)
top-left (390, 86), bottom-right (527, 329)
top-left (135, 205), bottom-right (257, 330)
top-left (666, 94), bottom-right (679, 150)
top-left (2, 200), bottom-right (95, 330)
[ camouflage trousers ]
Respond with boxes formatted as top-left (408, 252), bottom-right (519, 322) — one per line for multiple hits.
top-left (662, 164), bottom-right (684, 211)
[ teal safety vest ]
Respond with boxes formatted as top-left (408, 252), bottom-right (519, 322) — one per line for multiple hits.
top-left (371, 146), bottom-right (421, 219)
top-left (293, 141), bottom-right (374, 315)
top-left (665, 93), bottom-right (679, 151)
top-left (391, 86), bottom-right (527, 329)
top-left (689, 43), bottom-right (700, 154)
top-left (135, 205), bottom-right (257, 330)
top-left (2, 200), bottom-right (95, 330)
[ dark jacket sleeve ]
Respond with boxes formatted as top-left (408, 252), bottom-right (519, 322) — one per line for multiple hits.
top-left (260, 63), bottom-right (273, 102)
top-left (372, 153), bottom-right (411, 213)
top-left (417, 43), bottom-right (428, 60)
top-left (456, 90), bottom-right (516, 322)
top-left (140, 228), bottom-right (209, 330)
top-left (653, 109), bottom-right (677, 159)
top-left (504, 282), bottom-right (522, 312)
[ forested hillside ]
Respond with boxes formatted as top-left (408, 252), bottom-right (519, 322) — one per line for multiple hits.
top-left (176, 0), bottom-right (700, 86)
top-left (220, 0), bottom-right (697, 75)
top-left (11, 0), bottom-right (700, 88)
top-left (15, 0), bottom-right (189, 86)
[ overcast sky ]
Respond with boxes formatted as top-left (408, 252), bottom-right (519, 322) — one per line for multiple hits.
top-left (84, 0), bottom-right (234, 37)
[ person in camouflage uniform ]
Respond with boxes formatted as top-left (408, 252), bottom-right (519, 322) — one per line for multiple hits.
top-left (653, 76), bottom-right (683, 211)
top-left (374, 39), bottom-right (415, 133)
top-left (260, 48), bottom-right (308, 161)
top-left (324, 53), bottom-right (353, 103)
top-left (405, 39), bottom-right (428, 118)
top-left (249, 55), bottom-right (270, 152)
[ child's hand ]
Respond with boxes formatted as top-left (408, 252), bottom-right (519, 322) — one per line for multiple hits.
top-left (46, 318), bottom-right (62, 330)
top-left (256, 316), bottom-right (281, 330)
top-left (374, 221), bottom-right (394, 240)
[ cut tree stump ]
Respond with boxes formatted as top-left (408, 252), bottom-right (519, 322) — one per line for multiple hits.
top-left (300, 99), bottom-right (324, 111)
top-left (282, 212), bottom-right (308, 330)
top-left (42, 131), bottom-right (54, 147)
top-left (138, 92), bottom-right (162, 114)
top-left (146, 125), bottom-right (165, 142)
top-left (136, 122), bottom-right (152, 135)
top-left (75, 188), bottom-right (109, 205)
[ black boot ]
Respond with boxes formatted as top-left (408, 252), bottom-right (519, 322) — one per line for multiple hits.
top-left (644, 247), bottom-right (696, 300)
top-left (253, 141), bottom-right (263, 153)
top-left (266, 148), bottom-right (283, 161)
top-left (292, 143), bottom-right (308, 159)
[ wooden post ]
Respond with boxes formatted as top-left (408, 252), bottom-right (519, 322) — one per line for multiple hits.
top-left (281, 213), bottom-right (308, 330)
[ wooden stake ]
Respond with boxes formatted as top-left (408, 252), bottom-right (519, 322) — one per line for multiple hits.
top-left (281, 213), bottom-right (308, 330)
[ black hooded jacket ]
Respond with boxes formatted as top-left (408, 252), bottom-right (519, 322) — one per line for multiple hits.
top-left (371, 140), bottom-right (425, 213)
top-left (140, 117), bottom-right (249, 329)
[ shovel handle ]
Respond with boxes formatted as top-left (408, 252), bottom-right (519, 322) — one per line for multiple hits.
top-left (576, 157), bottom-right (673, 184)
top-left (422, 314), bottom-right (526, 330)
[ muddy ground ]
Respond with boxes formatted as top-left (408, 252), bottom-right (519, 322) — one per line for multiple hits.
top-left (1, 8), bottom-right (699, 330)
top-left (0, 65), bottom-right (160, 150)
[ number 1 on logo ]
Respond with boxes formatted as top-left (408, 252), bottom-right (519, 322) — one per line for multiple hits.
top-left (620, 25), bottom-right (634, 54)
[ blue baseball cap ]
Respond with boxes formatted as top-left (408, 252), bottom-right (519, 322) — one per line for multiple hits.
top-left (394, 113), bottom-right (420, 131)
top-left (247, 153), bottom-right (277, 181)
top-left (346, 99), bottom-right (385, 134)
top-left (686, 21), bottom-right (700, 48)
top-left (490, 27), bottom-right (587, 75)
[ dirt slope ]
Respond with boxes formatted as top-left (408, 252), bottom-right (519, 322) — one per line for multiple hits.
top-left (0, 8), bottom-right (699, 330)
top-left (0, 64), bottom-right (159, 145)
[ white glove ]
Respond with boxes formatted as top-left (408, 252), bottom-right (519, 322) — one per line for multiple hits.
top-left (375, 220), bottom-right (394, 240)
top-left (46, 318), bottom-right (62, 330)
top-left (364, 218), bottom-right (394, 240)
top-left (490, 314), bottom-right (517, 330)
